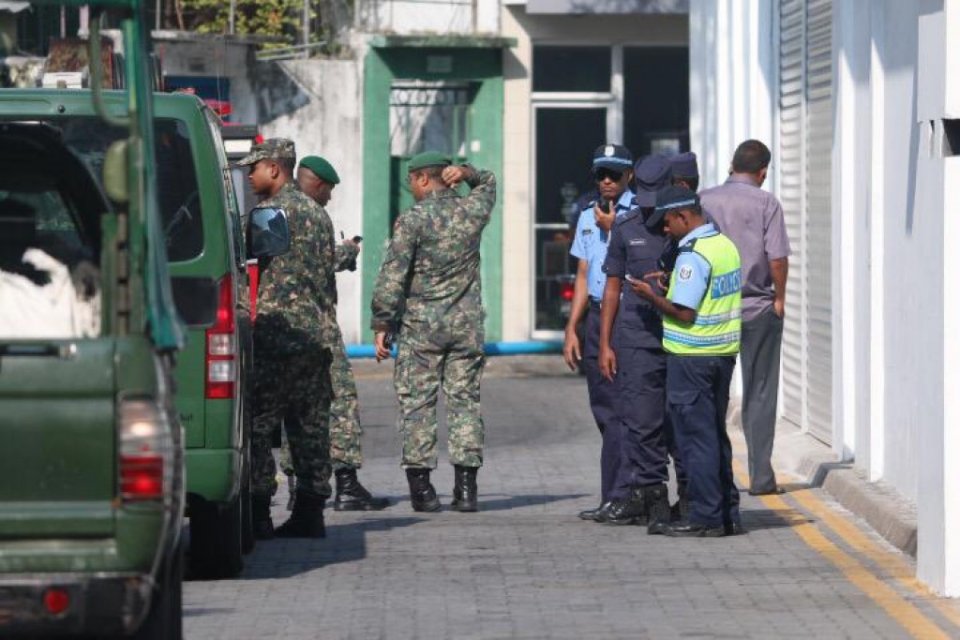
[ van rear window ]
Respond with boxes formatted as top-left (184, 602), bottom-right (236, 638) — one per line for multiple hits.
top-left (9, 117), bottom-right (205, 263)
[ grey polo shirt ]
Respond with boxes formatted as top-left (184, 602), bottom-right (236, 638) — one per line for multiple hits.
top-left (700, 175), bottom-right (792, 322)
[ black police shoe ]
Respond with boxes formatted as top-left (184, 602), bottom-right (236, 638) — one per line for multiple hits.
top-left (604, 491), bottom-right (647, 526)
top-left (724, 521), bottom-right (747, 536)
top-left (578, 501), bottom-right (611, 521)
top-left (451, 465), bottom-right (479, 512)
top-left (591, 501), bottom-right (617, 523)
top-left (662, 520), bottom-right (725, 538)
top-left (406, 468), bottom-right (442, 512)
top-left (335, 468), bottom-right (389, 511)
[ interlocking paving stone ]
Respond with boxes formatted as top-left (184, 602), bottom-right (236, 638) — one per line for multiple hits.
top-left (184, 362), bottom-right (926, 639)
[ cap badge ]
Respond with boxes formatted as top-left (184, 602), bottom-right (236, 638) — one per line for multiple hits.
top-left (604, 145), bottom-right (615, 157)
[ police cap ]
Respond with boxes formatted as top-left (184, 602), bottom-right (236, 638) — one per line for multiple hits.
top-left (633, 154), bottom-right (673, 208)
top-left (299, 155), bottom-right (341, 185)
top-left (670, 151), bottom-right (699, 179)
top-left (408, 151), bottom-right (452, 172)
top-left (235, 138), bottom-right (296, 167)
top-left (592, 144), bottom-right (634, 172)
top-left (646, 185), bottom-right (700, 229)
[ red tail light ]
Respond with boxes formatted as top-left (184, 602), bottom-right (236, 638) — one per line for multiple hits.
top-left (118, 399), bottom-right (172, 503)
top-left (43, 588), bottom-right (70, 616)
top-left (560, 281), bottom-right (575, 301)
top-left (120, 455), bottom-right (164, 500)
top-left (206, 275), bottom-right (236, 399)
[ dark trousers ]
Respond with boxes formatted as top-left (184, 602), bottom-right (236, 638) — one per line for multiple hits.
top-left (667, 355), bottom-right (740, 528)
top-left (582, 303), bottom-right (621, 501)
top-left (611, 346), bottom-right (668, 493)
top-left (740, 308), bottom-right (784, 493)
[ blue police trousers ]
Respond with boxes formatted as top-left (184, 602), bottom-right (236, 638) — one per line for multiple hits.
top-left (611, 346), bottom-right (669, 491)
top-left (666, 355), bottom-right (740, 528)
top-left (582, 303), bottom-right (622, 501)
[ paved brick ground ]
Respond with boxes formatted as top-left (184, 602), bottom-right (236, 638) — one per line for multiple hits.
top-left (183, 358), bottom-right (954, 639)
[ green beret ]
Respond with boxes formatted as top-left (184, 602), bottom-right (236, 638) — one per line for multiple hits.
top-left (408, 151), bottom-right (452, 172)
top-left (299, 156), bottom-right (340, 184)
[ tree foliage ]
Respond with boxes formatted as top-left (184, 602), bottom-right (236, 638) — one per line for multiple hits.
top-left (174, 0), bottom-right (308, 44)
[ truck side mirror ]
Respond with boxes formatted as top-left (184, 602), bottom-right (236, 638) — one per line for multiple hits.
top-left (103, 139), bottom-right (129, 204)
top-left (248, 207), bottom-right (291, 258)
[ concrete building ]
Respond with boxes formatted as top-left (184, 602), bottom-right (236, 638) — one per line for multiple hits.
top-left (690, 0), bottom-right (960, 596)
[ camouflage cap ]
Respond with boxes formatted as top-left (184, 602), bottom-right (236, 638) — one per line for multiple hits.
top-left (235, 138), bottom-right (296, 167)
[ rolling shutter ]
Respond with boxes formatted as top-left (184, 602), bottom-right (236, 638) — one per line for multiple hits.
top-left (778, 0), bottom-right (834, 444)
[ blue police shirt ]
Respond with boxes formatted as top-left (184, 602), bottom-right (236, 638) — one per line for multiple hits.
top-left (669, 223), bottom-right (719, 311)
top-left (602, 208), bottom-right (670, 349)
top-left (570, 189), bottom-right (635, 301)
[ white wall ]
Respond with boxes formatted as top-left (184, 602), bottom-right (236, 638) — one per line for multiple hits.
top-left (260, 58), bottom-right (366, 344)
top-left (688, 0), bottom-right (776, 193)
top-left (356, 0), bottom-right (500, 35)
top-left (693, 0), bottom-right (960, 595)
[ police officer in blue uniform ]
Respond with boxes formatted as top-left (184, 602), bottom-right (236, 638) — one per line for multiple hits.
top-left (597, 154), bottom-right (674, 531)
top-left (563, 144), bottom-right (636, 522)
top-left (631, 186), bottom-right (744, 537)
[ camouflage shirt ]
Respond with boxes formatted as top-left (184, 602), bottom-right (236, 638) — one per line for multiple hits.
top-left (370, 169), bottom-right (497, 333)
top-left (255, 182), bottom-right (338, 346)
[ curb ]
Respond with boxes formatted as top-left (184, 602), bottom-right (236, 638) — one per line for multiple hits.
top-left (728, 402), bottom-right (918, 558)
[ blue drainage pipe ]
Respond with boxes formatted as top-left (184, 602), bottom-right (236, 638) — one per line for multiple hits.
top-left (345, 341), bottom-right (562, 359)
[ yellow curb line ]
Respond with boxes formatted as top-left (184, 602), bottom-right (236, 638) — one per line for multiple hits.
top-left (786, 477), bottom-right (960, 632)
top-left (731, 459), bottom-right (952, 639)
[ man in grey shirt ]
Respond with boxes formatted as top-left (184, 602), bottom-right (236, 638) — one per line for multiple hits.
top-left (700, 140), bottom-right (791, 495)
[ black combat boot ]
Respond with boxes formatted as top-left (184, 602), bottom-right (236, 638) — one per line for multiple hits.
top-left (274, 489), bottom-right (326, 538)
top-left (670, 481), bottom-right (689, 521)
top-left (252, 494), bottom-right (274, 540)
top-left (335, 468), bottom-right (389, 511)
top-left (451, 465), bottom-right (478, 512)
top-left (405, 468), bottom-right (441, 512)
top-left (604, 489), bottom-right (647, 525)
top-left (644, 484), bottom-right (673, 535)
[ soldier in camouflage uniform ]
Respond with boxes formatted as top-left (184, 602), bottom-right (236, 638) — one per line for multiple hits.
top-left (239, 138), bottom-right (336, 539)
top-left (371, 151), bottom-right (497, 513)
top-left (286, 154), bottom-right (389, 511)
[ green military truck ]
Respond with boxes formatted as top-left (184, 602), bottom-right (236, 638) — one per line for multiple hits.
top-left (0, 90), bottom-right (256, 580)
top-left (0, 2), bottom-right (187, 638)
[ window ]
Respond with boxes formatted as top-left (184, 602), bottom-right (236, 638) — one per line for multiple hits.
top-left (44, 117), bottom-right (205, 263)
top-left (533, 46), bottom-right (611, 93)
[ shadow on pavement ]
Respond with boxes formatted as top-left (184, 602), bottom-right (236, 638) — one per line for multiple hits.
top-left (478, 493), bottom-right (590, 512)
top-left (741, 507), bottom-right (814, 532)
top-left (238, 517), bottom-right (425, 580)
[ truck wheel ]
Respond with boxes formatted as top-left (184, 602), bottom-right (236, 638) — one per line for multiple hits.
top-left (189, 495), bottom-right (243, 579)
top-left (134, 539), bottom-right (183, 640)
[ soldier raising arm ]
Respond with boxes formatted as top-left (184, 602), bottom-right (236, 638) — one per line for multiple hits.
top-left (371, 153), bottom-right (496, 513)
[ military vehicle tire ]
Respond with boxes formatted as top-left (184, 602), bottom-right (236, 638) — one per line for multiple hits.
top-left (134, 539), bottom-right (183, 640)
top-left (189, 494), bottom-right (243, 579)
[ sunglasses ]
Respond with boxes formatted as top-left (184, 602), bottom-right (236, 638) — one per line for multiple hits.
top-left (594, 168), bottom-right (624, 183)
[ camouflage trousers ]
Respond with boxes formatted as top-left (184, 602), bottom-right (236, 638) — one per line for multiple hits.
top-left (394, 322), bottom-right (485, 469)
top-left (279, 330), bottom-right (362, 475)
top-left (252, 332), bottom-right (333, 499)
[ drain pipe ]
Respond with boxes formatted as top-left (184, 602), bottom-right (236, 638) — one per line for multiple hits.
top-left (345, 341), bottom-right (562, 359)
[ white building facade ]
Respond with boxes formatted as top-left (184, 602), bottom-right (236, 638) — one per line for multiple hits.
top-left (690, 0), bottom-right (960, 595)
